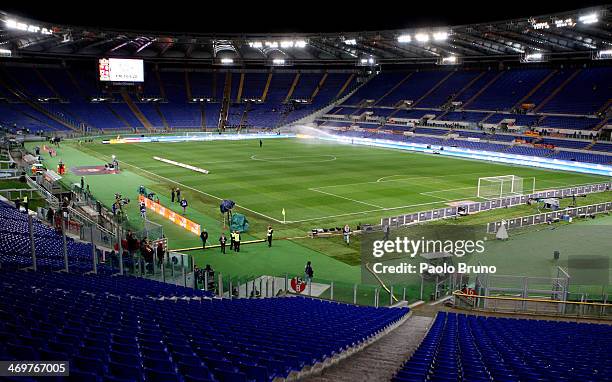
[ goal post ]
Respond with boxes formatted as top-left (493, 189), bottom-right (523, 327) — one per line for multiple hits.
top-left (477, 175), bottom-right (535, 199)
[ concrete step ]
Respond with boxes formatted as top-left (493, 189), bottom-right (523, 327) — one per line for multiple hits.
top-left (300, 315), bottom-right (433, 382)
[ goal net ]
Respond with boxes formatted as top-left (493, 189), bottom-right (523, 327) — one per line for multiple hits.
top-left (477, 175), bottom-right (534, 199)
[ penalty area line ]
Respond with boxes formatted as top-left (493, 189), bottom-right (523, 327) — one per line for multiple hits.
top-left (308, 188), bottom-right (384, 209)
top-left (286, 199), bottom-right (455, 224)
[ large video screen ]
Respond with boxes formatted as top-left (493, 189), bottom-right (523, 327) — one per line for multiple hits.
top-left (98, 58), bottom-right (144, 82)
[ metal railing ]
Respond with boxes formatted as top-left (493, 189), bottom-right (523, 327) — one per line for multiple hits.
top-left (487, 201), bottom-right (612, 233)
top-left (452, 290), bottom-right (611, 319)
top-left (208, 272), bottom-right (432, 307)
top-left (382, 181), bottom-right (611, 230)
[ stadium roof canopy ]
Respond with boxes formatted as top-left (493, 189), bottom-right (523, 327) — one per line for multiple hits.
top-left (0, 6), bottom-right (611, 65)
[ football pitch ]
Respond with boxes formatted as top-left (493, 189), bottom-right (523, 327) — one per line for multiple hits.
top-left (69, 137), bottom-right (606, 227)
top-left (32, 136), bottom-right (611, 302)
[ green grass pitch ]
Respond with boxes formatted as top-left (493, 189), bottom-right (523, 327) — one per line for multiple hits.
top-left (30, 137), bottom-right (610, 302)
top-left (74, 138), bottom-right (606, 225)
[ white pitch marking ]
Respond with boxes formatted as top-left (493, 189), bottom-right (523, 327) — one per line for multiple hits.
top-left (94, 156), bottom-right (286, 224)
top-left (285, 200), bottom-right (452, 224)
top-left (420, 186), bottom-right (476, 200)
top-left (153, 156), bottom-right (210, 174)
top-left (250, 154), bottom-right (337, 163)
top-left (376, 174), bottom-right (404, 182)
top-left (318, 171), bottom-right (500, 190)
top-left (419, 193), bottom-right (453, 202)
top-left (308, 188), bottom-right (385, 209)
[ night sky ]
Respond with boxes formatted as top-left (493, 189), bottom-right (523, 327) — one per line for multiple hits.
top-left (2, 1), bottom-right (606, 34)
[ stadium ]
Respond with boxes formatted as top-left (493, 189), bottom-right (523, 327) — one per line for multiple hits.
top-left (0, 3), bottom-right (611, 381)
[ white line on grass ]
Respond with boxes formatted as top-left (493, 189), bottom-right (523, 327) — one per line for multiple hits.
top-left (418, 193), bottom-right (453, 202)
top-left (108, 158), bottom-right (286, 224)
top-left (318, 171), bottom-right (500, 190)
top-left (286, 200), bottom-right (452, 223)
top-left (251, 155), bottom-right (338, 163)
top-left (308, 188), bottom-right (385, 209)
top-left (420, 186), bottom-right (476, 200)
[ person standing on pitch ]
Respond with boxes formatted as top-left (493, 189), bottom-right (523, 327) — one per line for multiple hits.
top-left (343, 224), bottom-right (351, 245)
top-left (235, 231), bottom-right (241, 252)
top-left (219, 233), bottom-right (227, 254)
top-left (171, 188), bottom-right (175, 203)
top-left (200, 229), bottom-right (208, 250)
top-left (267, 226), bottom-right (273, 247)
top-left (180, 198), bottom-right (188, 215)
top-left (176, 187), bottom-right (181, 203)
top-left (304, 261), bottom-right (314, 283)
top-left (140, 201), bottom-right (146, 219)
top-left (259, 139), bottom-right (263, 148)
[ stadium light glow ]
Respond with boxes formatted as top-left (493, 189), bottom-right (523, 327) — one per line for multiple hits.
top-left (294, 40), bottom-right (306, 48)
top-left (526, 52), bottom-right (542, 60)
top-left (521, 52), bottom-right (547, 63)
top-left (280, 40), bottom-right (294, 48)
top-left (5, 19), bottom-right (53, 35)
top-left (264, 41), bottom-right (279, 48)
top-left (437, 55), bottom-right (460, 65)
top-left (358, 57), bottom-right (376, 66)
top-left (248, 41), bottom-right (263, 48)
top-left (220, 58), bottom-right (234, 64)
top-left (554, 18), bottom-right (575, 28)
top-left (344, 39), bottom-right (357, 45)
top-left (532, 22), bottom-right (550, 30)
top-left (415, 33), bottom-right (430, 42)
top-left (579, 13), bottom-right (598, 24)
top-left (0, 48), bottom-right (12, 57)
top-left (433, 32), bottom-right (448, 41)
top-left (594, 49), bottom-right (612, 60)
top-left (272, 58), bottom-right (286, 65)
top-left (397, 34), bottom-right (411, 43)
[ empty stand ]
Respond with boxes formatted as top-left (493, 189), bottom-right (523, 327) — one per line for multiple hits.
top-left (393, 312), bottom-right (611, 382)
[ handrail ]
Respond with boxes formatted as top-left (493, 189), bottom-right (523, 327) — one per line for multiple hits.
top-left (365, 262), bottom-right (400, 303)
top-left (452, 290), bottom-right (611, 307)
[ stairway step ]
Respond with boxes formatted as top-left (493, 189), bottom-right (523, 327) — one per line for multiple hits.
top-left (301, 315), bottom-right (433, 382)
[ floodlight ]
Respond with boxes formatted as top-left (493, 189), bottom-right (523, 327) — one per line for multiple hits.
top-left (415, 33), bottom-right (429, 42)
top-left (532, 22), bottom-right (549, 30)
top-left (280, 41), bottom-right (294, 48)
top-left (220, 58), bottom-right (234, 64)
top-left (294, 40), bottom-right (306, 48)
top-left (594, 49), bottom-right (612, 60)
top-left (272, 58), bottom-right (286, 65)
top-left (579, 13), bottom-right (598, 24)
top-left (437, 55), bottom-right (461, 65)
top-left (521, 52), bottom-right (547, 63)
top-left (344, 39), bottom-right (357, 45)
top-left (0, 48), bottom-right (12, 57)
top-left (397, 34), bottom-right (411, 43)
top-left (358, 57), bottom-right (376, 66)
top-left (433, 32), bottom-right (448, 41)
top-left (554, 18), bottom-right (575, 28)
top-left (249, 41), bottom-right (263, 48)
top-left (526, 52), bottom-right (542, 60)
